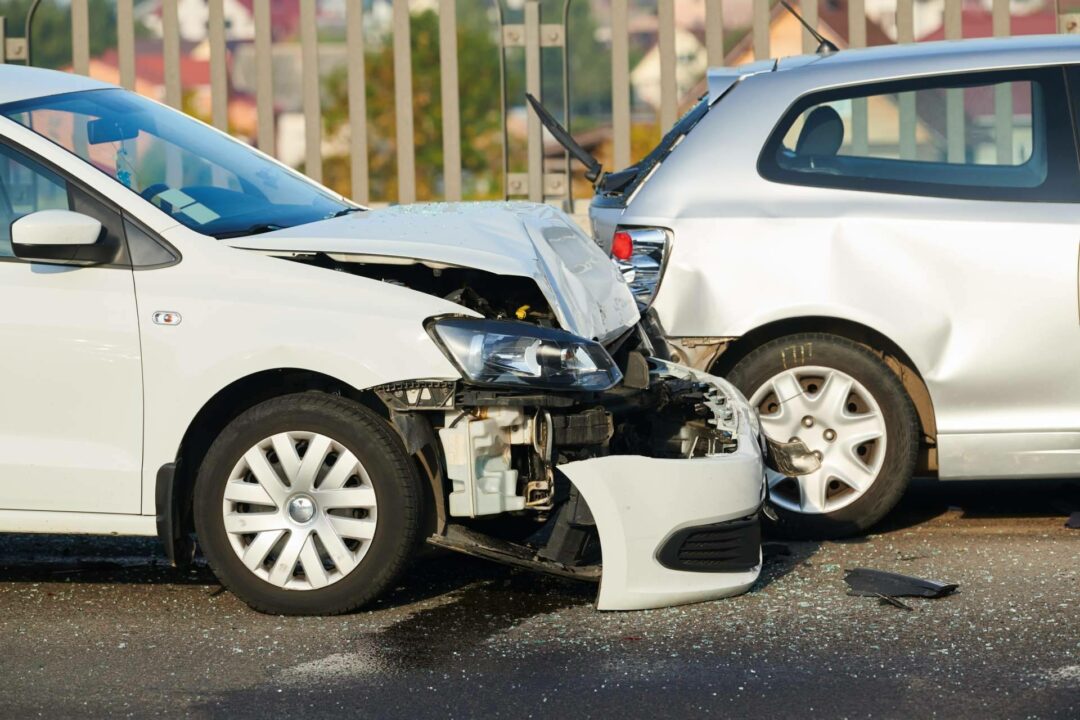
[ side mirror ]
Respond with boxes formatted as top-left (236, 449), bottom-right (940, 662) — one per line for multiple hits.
top-left (11, 210), bottom-right (110, 265)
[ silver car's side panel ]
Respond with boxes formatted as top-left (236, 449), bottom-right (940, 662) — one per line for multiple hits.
top-left (940, 432), bottom-right (1080, 480)
top-left (604, 38), bottom-right (1080, 480)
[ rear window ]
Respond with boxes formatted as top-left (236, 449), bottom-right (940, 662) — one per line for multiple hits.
top-left (758, 67), bottom-right (1079, 203)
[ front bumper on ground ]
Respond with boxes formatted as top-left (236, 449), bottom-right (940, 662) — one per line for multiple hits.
top-left (562, 364), bottom-right (766, 611)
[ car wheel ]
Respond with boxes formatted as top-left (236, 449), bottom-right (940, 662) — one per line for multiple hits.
top-left (193, 392), bottom-right (421, 615)
top-left (727, 333), bottom-right (918, 539)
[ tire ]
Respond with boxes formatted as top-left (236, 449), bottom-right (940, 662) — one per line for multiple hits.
top-left (727, 333), bottom-right (919, 539)
top-left (193, 392), bottom-right (422, 615)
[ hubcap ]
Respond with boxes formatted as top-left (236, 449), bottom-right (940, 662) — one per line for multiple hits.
top-left (221, 431), bottom-right (378, 591)
top-left (287, 495), bottom-right (316, 524)
top-left (750, 366), bottom-right (887, 515)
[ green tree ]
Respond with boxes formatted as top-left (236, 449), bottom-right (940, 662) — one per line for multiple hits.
top-left (322, 6), bottom-right (503, 202)
top-left (0, 0), bottom-right (117, 70)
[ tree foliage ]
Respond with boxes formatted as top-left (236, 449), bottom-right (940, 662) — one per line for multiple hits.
top-left (322, 6), bottom-right (503, 202)
top-left (0, 0), bottom-right (117, 69)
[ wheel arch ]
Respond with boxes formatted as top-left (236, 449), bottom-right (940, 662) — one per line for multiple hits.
top-left (709, 316), bottom-right (938, 473)
top-left (158, 368), bottom-right (442, 566)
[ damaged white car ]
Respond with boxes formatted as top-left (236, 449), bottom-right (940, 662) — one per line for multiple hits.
top-left (0, 66), bottom-right (796, 614)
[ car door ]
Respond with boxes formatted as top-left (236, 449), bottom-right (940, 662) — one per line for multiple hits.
top-left (746, 65), bottom-right (1080, 479)
top-left (0, 141), bottom-right (143, 514)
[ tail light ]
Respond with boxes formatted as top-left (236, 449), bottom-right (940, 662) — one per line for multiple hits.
top-left (610, 227), bottom-right (670, 306)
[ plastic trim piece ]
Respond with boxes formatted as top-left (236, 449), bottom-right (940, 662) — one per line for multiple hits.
top-left (655, 514), bottom-right (761, 573)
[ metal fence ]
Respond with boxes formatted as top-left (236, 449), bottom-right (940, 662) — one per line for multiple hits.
top-left (0, 0), bottom-right (1076, 208)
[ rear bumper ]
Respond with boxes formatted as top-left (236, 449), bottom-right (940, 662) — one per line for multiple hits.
top-left (561, 365), bottom-right (765, 611)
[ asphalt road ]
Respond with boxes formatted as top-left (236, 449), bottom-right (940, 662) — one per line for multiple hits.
top-left (1, 478), bottom-right (1077, 719)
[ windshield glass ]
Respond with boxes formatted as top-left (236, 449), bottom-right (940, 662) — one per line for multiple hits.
top-left (0, 88), bottom-right (352, 238)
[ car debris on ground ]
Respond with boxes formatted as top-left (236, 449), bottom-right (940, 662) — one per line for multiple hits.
top-left (843, 568), bottom-right (958, 609)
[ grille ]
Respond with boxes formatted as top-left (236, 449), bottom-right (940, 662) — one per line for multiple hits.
top-left (656, 515), bottom-right (761, 573)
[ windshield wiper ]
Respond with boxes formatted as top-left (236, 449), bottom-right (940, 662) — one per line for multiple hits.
top-left (525, 93), bottom-right (605, 186)
top-left (212, 223), bottom-right (283, 240)
top-left (331, 206), bottom-right (364, 218)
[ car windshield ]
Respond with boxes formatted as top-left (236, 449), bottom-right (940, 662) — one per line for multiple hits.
top-left (0, 88), bottom-right (353, 238)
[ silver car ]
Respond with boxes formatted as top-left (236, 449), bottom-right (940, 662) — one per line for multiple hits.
top-left (588, 34), bottom-right (1080, 538)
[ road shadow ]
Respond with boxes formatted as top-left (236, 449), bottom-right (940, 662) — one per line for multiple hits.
top-left (754, 539), bottom-right (821, 591)
top-left (0, 534), bottom-right (215, 585)
top-left (871, 476), bottom-right (1080, 534)
top-left (0, 531), bottom-right (595, 615)
top-left (368, 549), bottom-right (595, 613)
top-left (362, 558), bottom-right (594, 671)
top-left (2, 477), bottom-right (1072, 597)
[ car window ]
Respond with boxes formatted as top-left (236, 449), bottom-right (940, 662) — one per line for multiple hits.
top-left (0, 88), bottom-right (353, 239)
top-left (759, 67), bottom-right (1079, 202)
top-left (1067, 65), bottom-right (1080, 161)
top-left (0, 143), bottom-right (69, 257)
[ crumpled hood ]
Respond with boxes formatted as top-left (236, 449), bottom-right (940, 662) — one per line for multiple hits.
top-left (226, 202), bottom-right (640, 344)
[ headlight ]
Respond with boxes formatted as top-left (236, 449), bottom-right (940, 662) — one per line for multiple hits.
top-left (428, 317), bottom-right (622, 391)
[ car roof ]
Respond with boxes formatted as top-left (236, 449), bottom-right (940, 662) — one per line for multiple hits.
top-left (773, 34), bottom-right (1080, 82)
top-left (0, 64), bottom-right (114, 106)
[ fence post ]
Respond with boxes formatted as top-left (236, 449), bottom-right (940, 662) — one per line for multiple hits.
top-left (254, 0), bottom-right (275, 156)
top-left (992, 0), bottom-right (1013, 164)
top-left (849, 0), bottom-right (868, 155)
top-left (71, 0), bottom-right (89, 75)
top-left (658, 0), bottom-right (676, 131)
top-left (393, 0), bottom-right (417, 204)
top-left (439, 0), bottom-right (462, 202)
top-left (800, 0), bottom-right (818, 55)
top-left (524, 0), bottom-right (542, 203)
top-left (117, 0), bottom-right (135, 90)
top-left (896, 0), bottom-right (916, 161)
top-left (944, 0), bottom-right (964, 163)
top-left (705, 0), bottom-right (724, 66)
top-left (300, 0), bottom-right (322, 183)
top-left (346, 0), bottom-right (369, 204)
top-left (752, 0), bottom-right (769, 60)
top-left (610, 0), bottom-right (630, 170)
top-left (208, 0), bottom-right (228, 132)
top-left (162, 0), bottom-right (181, 108)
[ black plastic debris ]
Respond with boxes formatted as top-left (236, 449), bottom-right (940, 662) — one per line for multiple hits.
top-left (875, 593), bottom-right (914, 611)
top-left (844, 568), bottom-right (958, 599)
top-left (1066, 512), bottom-right (1080, 529)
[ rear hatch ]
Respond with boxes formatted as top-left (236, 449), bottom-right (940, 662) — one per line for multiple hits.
top-left (589, 60), bottom-right (780, 250)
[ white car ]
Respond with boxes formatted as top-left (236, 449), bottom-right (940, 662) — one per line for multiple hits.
top-left (588, 35), bottom-right (1080, 538)
top-left (0, 65), bottom-right (779, 615)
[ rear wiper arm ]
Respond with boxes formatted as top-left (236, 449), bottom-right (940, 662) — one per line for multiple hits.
top-left (212, 223), bottom-right (283, 240)
top-left (525, 93), bottom-right (604, 185)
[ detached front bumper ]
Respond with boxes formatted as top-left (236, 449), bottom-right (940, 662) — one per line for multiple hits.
top-left (562, 362), bottom-right (766, 610)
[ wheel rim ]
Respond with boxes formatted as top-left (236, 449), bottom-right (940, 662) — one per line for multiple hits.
top-left (221, 431), bottom-right (378, 590)
top-left (750, 366), bottom-right (887, 515)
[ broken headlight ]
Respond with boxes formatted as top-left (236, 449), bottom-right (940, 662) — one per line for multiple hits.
top-left (428, 317), bottom-right (622, 391)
